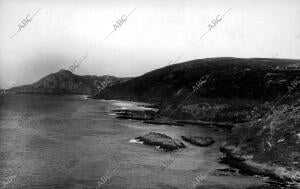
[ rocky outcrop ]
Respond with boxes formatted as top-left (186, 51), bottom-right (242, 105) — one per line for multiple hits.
top-left (135, 132), bottom-right (185, 151)
top-left (181, 136), bottom-right (215, 147)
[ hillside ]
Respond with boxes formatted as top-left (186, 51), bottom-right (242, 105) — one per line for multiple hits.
top-left (96, 57), bottom-right (300, 120)
top-left (8, 69), bottom-right (130, 95)
top-left (96, 57), bottom-right (300, 100)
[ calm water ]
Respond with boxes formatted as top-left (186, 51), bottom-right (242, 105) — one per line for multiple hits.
top-left (0, 94), bottom-right (263, 189)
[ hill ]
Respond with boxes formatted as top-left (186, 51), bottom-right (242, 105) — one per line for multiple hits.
top-left (8, 69), bottom-right (130, 95)
top-left (96, 57), bottom-right (300, 100)
top-left (95, 57), bottom-right (300, 121)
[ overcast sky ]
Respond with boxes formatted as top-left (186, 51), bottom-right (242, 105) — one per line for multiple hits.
top-left (0, 0), bottom-right (300, 88)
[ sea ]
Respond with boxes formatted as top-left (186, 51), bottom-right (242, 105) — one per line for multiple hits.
top-left (0, 94), bottom-right (265, 189)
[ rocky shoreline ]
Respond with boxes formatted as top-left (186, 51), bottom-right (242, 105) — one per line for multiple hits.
top-left (112, 107), bottom-right (235, 130)
top-left (112, 101), bottom-right (300, 187)
top-left (176, 120), bottom-right (235, 130)
top-left (220, 144), bottom-right (300, 187)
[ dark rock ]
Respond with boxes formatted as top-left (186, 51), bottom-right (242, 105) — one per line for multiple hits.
top-left (144, 120), bottom-right (184, 126)
top-left (181, 136), bottom-right (215, 147)
top-left (136, 132), bottom-right (185, 151)
top-left (177, 120), bottom-right (234, 130)
top-left (113, 109), bottom-right (157, 120)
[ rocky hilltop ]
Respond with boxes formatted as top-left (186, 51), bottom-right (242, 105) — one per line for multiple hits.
top-left (8, 69), bottom-right (130, 95)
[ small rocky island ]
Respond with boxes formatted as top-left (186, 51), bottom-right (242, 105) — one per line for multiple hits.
top-left (135, 132), bottom-right (185, 151)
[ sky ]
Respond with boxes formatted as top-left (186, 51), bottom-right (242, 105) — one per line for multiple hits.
top-left (0, 0), bottom-right (300, 88)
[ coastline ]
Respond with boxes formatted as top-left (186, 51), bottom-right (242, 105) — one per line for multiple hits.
top-left (220, 144), bottom-right (300, 186)
top-left (108, 99), bottom-right (300, 188)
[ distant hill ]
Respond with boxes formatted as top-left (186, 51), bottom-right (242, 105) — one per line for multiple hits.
top-left (8, 69), bottom-right (130, 95)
